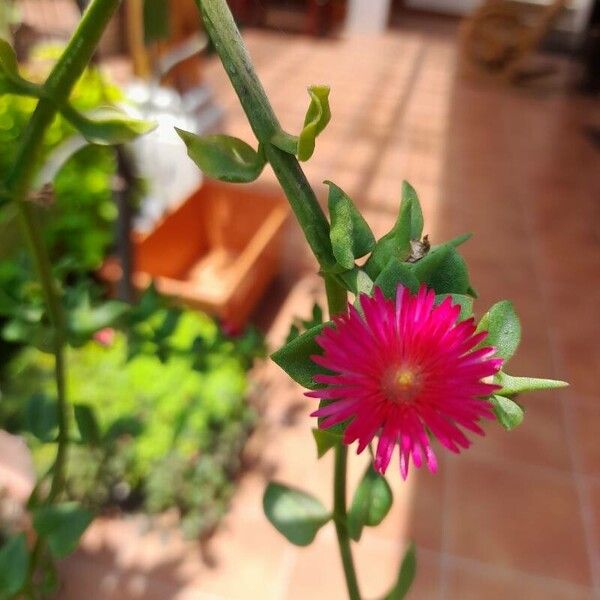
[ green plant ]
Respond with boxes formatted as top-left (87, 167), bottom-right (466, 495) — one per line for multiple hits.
top-left (176, 2), bottom-right (568, 598)
top-left (1, 308), bottom-right (264, 538)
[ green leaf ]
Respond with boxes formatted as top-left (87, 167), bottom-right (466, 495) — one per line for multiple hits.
top-left (400, 181), bottom-right (424, 240)
top-left (104, 416), bottom-right (144, 441)
top-left (340, 268), bottom-right (374, 296)
top-left (62, 105), bottom-right (156, 145)
top-left (33, 503), bottom-right (93, 559)
top-left (495, 371), bottom-right (568, 396)
top-left (74, 404), bottom-right (101, 445)
top-left (0, 534), bottom-right (29, 600)
top-left (68, 297), bottom-right (128, 345)
top-left (435, 293), bottom-right (474, 321)
top-left (477, 300), bottom-right (521, 362)
top-left (490, 395), bottom-right (524, 430)
top-left (446, 232), bottom-right (472, 248)
top-left (143, 0), bottom-right (170, 43)
top-left (385, 543), bottom-right (417, 600)
top-left (177, 129), bottom-right (266, 183)
top-left (411, 245), bottom-right (471, 295)
top-left (263, 482), bottom-right (330, 546)
top-left (327, 181), bottom-right (375, 270)
top-left (0, 39), bottom-right (38, 97)
top-left (374, 259), bottom-right (420, 297)
top-left (365, 182), bottom-right (424, 279)
top-left (348, 465), bottom-right (393, 541)
top-left (25, 393), bottom-right (58, 443)
top-left (271, 323), bottom-right (327, 390)
top-left (0, 39), bottom-right (18, 77)
top-left (298, 85), bottom-right (331, 161)
top-left (311, 428), bottom-right (341, 459)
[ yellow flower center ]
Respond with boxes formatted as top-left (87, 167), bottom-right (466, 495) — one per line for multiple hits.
top-left (381, 365), bottom-right (423, 404)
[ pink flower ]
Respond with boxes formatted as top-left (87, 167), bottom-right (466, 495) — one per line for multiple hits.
top-left (308, 285), bottom-right (502, 478)
top-left (94, 327), bottom-right (115, 347)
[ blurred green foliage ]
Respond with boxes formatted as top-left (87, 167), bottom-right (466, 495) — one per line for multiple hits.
top-left (0, 53), bottom-right (126, 274)
top-left (0, 309), bottom-right (266, 538)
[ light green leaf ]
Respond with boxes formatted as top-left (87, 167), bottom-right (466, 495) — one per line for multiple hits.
top-left (62, 105), bottom-right (156, 145)
top-left (490, 395), bottom-right (524, 430)
top-left (0, 534), bottom-right (29, 600)
top-left (445, 232), bottom-right (472, 248)
top-left (263, 482), bottom-right (330, 546)
top-left (374, 259), bottom-right (420, 297)
top-left (311, 428), bottom-right (341, 459)
top-left (477, 300), bottom-right (521, 362)
top-left (74, 404), bottom-right (101, 445)
top-left (327, 181), bottom-right (375, 270)
top-left (495, 371), bottom-right (568, 396)
top-left (271, 323), bottom-right (327, 390)
top-left (340, 268), bottom-right (374, 296)
top-left (385, 543), bottom-right (417, 600)
top-left (365, 182), bottom-right (424, 279)
top-left (25, 393), bottom-right (58, 443)
top-left (177, 129), bottom-right (266, 183)
top-left (435, 293), bottom-right (474, 321)
top-left (33, 503), bottom-right (93, 558)
top-left (348, 465), bottom-right (393, 541)
top-left (298, 85), bottom-right (331, 161)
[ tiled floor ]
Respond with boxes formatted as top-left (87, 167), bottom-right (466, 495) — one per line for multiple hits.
top-left (51, 18), bottom-right (600, 600)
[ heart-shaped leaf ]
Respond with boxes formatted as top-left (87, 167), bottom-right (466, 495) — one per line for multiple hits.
top-left (177, 129), bottom-right (266, 182)
top-left (477, 300), bottom-right (521, 362)
top-left (490, 394), bottom-right (524, 430)
top-left (33, 503), bottom-right (93, 558)
top-left (348, 464), bottom-right (393, 541)
top-left (271, 323), bottom-right (328, 389)
top-left (327, 181), bottom-right (375, 270)
top-left (263, 482), bottom-right (330, 546)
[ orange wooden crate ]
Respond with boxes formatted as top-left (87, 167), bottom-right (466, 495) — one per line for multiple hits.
top-left (101, 180), bottom-right (289, 328)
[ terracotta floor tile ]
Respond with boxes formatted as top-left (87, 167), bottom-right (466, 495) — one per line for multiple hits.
top-left (191, 512), bottom-right (292, 600)
top-left (469, 396), bottom-right (572, 472)
top-left (286, 534), bottom-right (440, 600)
top-left (445, 560), bottom-right (593, 600)
top-left (571, 401), bottom-right (600, 477)
top-left (447, 459), bottom-right (591, 586)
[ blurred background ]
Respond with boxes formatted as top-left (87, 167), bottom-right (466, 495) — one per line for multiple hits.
top-left (0, 0), bottom-right (598, 598)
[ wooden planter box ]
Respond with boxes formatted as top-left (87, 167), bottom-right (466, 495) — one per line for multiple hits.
top-left (101, 181), bottom-right (289, 328)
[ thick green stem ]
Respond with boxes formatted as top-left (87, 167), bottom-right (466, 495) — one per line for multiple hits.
top-left (325, 274), bottom-right (361, 600)
top-left (334, 445), bottom-right (361, 600)
top-left (195, 0), bottom-right (336, 270)
top-left (195, 1), bottom-right (361, 596)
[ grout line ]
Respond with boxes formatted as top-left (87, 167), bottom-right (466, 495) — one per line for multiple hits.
top-left (438, 454), bottom-right (452, 600)
top-left (513, 158), bottom-right (600, 592)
